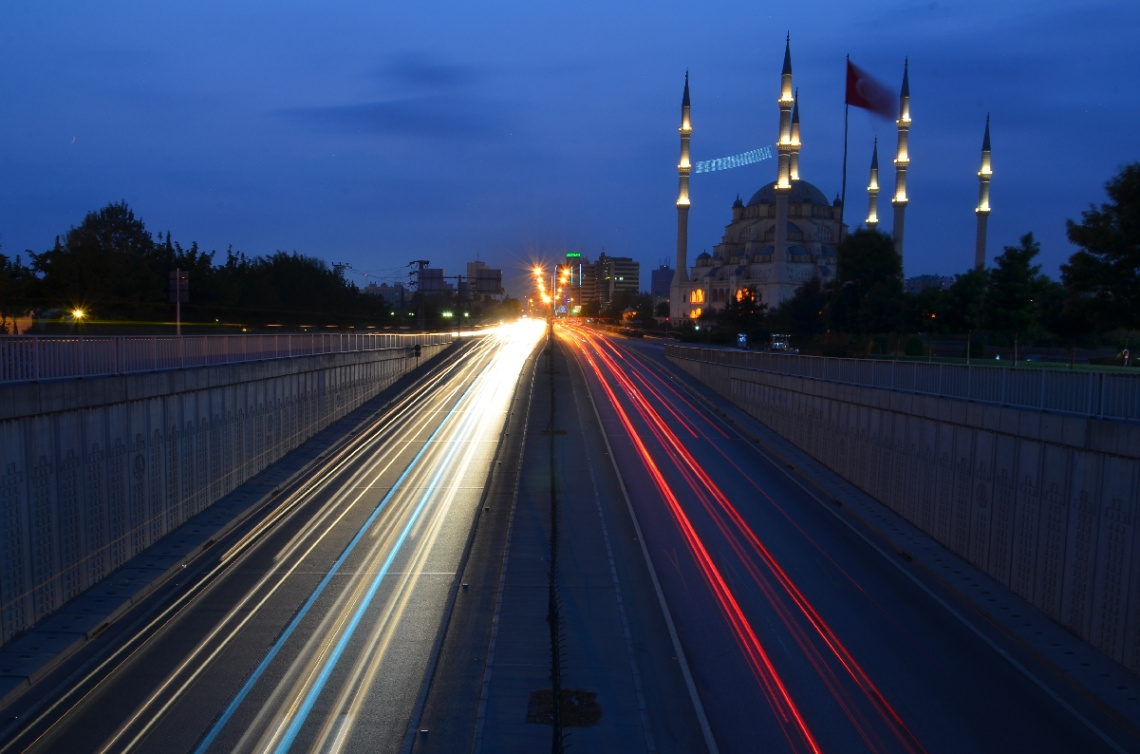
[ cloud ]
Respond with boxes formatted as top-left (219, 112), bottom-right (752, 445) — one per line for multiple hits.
top-left (280, 53), bottom-right (509, 141)
top-left (283, 95), bottom-right (502, 139)
top-left (379, 52), bottom-right (479, 92)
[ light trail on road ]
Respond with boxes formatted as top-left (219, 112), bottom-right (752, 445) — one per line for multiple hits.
top-left (14, 320), bottom-right (544, 754)
top-left (565, 324), bottom-right (923, 753)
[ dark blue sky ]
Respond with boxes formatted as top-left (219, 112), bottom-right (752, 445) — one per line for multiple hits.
top-left (2, 1), bottom-right (1138, 297)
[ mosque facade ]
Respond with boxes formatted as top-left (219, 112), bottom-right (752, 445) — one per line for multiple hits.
top-left (671, 38), bottom-right (849, 321)
top-left (669, 38), bottom-right (992, 323)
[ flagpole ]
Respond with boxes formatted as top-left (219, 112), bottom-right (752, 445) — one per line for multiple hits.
top-left (840, 54), bottom-right (849, 236)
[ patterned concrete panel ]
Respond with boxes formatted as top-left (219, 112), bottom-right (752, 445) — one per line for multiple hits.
top-left (1102, 460), bottom-right (1138, 666)
top-left (969, 430), bottom-right (995, 572)
top-left (0, 346), bottom-right (440, 646)
top-left (1062, 452), bottom-right (1102, 638)
top-left (989, 434), bottom-right (1019, 587)
top-left (666, 348), bottom-right (1140, 674)
top-left (1010, 441), bottom-right (1043, 602)
top-left (1036, 446), bottom-right (1072, 621)
top-left (950, 426), bottom-right (975, 559)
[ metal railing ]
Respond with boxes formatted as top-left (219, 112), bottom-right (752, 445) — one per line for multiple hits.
top-left (0, 332), bottom-right (455, 384)
top-left (665, 345), bottom-right (1140, 421)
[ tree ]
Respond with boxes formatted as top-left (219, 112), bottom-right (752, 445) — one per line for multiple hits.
top-left (770, 277), bottom-right (827, 342)
top-left (1037, 278), bottom-right (1096, 367)
top-left (719, 286), bottom-right (766, 330)
top-left (0, 249), bottom-right (36, 332)
top-left (629, 293), bottom-right (656, 327)
top-left (1062, 163), bottom-right (1140, 332)
top-left (986, 233), bottom-right (1046, 362)
top-left (827, 229), bottom-right (904, 346)
top-left (942, 267), bottom-right (988, 336)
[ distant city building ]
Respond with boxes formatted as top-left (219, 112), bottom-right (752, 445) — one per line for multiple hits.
top-left (905, 274), bottom-right (955, 294)
top-left (651, 265), bottom-right (673, 299)
top-left (362, 282), bottom-right (406, 307)
top-left (595, 252), bottom-right (639, 307)
top-left (467, 260), bottom-right (504, 298)
top-left (562, 252), bottom-right (638, 311)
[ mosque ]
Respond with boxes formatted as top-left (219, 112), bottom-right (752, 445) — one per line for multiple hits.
top-left (669, 37), bottom-right (993, 322)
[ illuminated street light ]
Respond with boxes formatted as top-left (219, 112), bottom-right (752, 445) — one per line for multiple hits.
top-left (71, 308), bottom-right (85, 321)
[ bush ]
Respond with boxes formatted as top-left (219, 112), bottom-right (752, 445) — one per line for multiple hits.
top-left (904, 337), bottom-right (925, 357)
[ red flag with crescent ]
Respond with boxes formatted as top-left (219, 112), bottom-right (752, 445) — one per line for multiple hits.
top-left (846, 60), bottom-right (895, 120)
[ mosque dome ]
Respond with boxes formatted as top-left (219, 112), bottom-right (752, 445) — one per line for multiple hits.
top-left (746, 179), bottom-right (831, 208)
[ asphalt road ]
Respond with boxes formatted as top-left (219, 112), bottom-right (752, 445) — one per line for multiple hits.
top-left (4, 320), bottom-right (1137, 753)
top-left (561, 325), bottom-right (1135, 754)
top-left (4, 322), bottom-right (545, 754)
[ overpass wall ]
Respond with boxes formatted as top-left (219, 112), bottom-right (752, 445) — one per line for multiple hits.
top-left (0, 339), bottom-right (452, 645)
top-left (666, 345), bottom-right (1140, 675)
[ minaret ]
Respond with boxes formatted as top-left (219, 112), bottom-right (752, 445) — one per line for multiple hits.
top-left (774, 35), bottom-right (794, 303)
top-left (670, 72), bottom-right (692, 321)
top-left (866, 139), bottom-right (880, 231)
top-left (891, 58), bottom-right (910, 264)
top-left (974, 114), bottom-right (992, 269)
top-left (789, 88), bottom-right (801, 181)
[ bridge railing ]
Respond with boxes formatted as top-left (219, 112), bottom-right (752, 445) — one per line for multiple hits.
top-left (664, 345), bottom-right (1140, 421)
top-left (0, 332), bottom-right (455, 384)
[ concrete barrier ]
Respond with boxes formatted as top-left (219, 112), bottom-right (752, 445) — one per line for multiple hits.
top-left (666, 345), bottom-right (1140, 675)
top-left (0, 338), bottom-right (452, 646)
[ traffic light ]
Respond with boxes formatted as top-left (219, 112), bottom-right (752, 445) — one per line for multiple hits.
top-left (414, 344), bottom-right (422, 357)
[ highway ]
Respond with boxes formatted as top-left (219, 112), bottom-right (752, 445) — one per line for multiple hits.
top-left (4, 321), bottom-right (545, 754)
top-left (560, 324), bottom-right (1132, 753)
top-left (2, 319), bottom-right (1137, 753)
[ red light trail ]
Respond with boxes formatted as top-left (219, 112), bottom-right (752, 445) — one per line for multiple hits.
top-left (564, 324), bottom-right (924, 753)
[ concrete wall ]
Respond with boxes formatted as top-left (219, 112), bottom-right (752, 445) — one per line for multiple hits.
top-left (0, 340), bottom-right (451, 645)
top-left (666, 346), bottom-right (1140, 675)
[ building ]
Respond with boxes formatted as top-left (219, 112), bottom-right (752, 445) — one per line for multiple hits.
top-left (467, 260), bottom-right (504, 299)
top-left (651, 264), bottom-right (673, 299)
top-left (595, 252), bottom-right (640, 308)
top-left (362, 282), bottom-right (406, 308)
top-left (904, 274), bottom-right (954, 295)
top-left (671, 37), bottom-right (844, 321)
top-left (567, 252), bottom-right (639, 311)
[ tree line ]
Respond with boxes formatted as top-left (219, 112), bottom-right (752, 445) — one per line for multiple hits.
top-left (0, 202), bottom-right (395, 332)
top-left (681, 162), bottom-right (1140, 363)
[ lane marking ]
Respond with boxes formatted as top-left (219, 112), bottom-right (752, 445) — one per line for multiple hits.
top-left (566, 328), bottom-right (720, 754)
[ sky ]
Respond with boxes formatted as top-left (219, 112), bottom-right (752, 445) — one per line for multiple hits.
top-left (2, 1), bottom-right (1138, 299)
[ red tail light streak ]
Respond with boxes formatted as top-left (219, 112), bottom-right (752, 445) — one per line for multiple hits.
top-left (564, 325), bottom-right (924, 754)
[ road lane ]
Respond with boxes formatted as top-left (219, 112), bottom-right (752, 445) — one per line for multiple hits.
top-left (562, 325), bottom-right (1130, 754)
top-left (11, 321), bottom-right (544, 754)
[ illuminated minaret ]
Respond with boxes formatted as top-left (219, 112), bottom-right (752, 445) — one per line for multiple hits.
top-left (974, 114), bottom-right (992, 269)
top-left (866, 139), bottom-right (880, 231)
top-left (891, 58), bottom-right (910, 263)
top-left (670, 72), bottom-right (692, 320)
top-left (789, 88), bottom-right (801, 181)
top-left (774, 35), bottom-right (794, 300)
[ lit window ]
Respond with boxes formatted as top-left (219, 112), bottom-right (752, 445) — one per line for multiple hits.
top-left (690, 289), bottom-right (705, 304)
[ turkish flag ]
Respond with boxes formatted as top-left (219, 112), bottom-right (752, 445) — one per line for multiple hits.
top-left (846, 60), bottom-right (895, 120)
